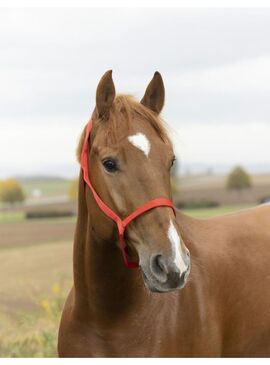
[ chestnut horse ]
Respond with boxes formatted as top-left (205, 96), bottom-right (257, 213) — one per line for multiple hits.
top-left (58, 71), bottom-right (270, 357)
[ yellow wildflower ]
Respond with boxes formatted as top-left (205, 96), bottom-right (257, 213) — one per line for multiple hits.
top-left (40, 299), bottom-right (50, 312)
top-left (51, 283), bottom-right (60, 294)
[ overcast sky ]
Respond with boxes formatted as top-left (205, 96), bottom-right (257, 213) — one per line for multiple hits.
top-left (1, 8), bottom-right (270, 178)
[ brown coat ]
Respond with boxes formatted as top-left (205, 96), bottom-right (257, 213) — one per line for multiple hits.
top-left (58, 71), bottom-right (270, 357)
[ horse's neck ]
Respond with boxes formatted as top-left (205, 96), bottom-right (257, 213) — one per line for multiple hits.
top-left (73, 173), bottom-right (146, 324)
top-left (72, 174), bottom-right (204, 328)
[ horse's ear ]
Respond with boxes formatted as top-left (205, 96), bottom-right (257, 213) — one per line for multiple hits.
top-left (140, 71), bottom-right (165, 114)
top-left (96, 70), bottom-right (115, 119)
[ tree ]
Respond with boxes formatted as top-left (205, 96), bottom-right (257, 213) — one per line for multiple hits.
top-left (0, 178), bottom-right (25, 205)
top-left (226, 166), bottom-right (252, 191)
top-left (68, 178), bottom-right (79, 201)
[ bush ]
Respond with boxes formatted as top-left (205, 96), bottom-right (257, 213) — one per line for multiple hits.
top-left (226, 166), bottom-right (252, 191)
top-left (26, 210), bottom-right (74, 219)
top-left (0, 179), bottom-right (25, 205)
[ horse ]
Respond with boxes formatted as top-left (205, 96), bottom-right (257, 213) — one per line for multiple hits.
top-left (58, 70), bottom-right (270, 357)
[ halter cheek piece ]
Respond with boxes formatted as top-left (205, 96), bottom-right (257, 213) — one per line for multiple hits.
top-left (81, 121), bottom-right (176, 269)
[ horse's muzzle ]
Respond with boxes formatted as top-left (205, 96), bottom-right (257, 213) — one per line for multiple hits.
top-left (141, 254), bottom-right (190, 293)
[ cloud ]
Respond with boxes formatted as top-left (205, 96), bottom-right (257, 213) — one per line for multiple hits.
top-left (0, 8), bottom-right (270, 176)
top-left (169, 121), bottom-right (270, 166)
top-left (164, 56), bottom-right (270, 124)
top-left (0, 121), bottom-right (81, 178)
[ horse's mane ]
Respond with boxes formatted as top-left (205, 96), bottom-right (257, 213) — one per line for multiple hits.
top-left (76, 94), bottom-right (171, 162)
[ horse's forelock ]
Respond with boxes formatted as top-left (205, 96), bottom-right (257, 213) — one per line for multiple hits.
top-left (76, 94), bottom-right (172, 163)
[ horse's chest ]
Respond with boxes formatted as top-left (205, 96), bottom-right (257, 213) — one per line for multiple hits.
top-left (82, 325), bottom-right (164, 357)
top-left (74, 316), bottom-right (219, 357)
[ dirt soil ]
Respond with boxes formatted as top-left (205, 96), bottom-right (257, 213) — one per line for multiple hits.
top-left (0, 219), bottom-right (76, 249)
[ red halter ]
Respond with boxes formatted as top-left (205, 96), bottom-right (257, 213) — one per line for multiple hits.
top-left (81, 121), bottom-right (176, 269)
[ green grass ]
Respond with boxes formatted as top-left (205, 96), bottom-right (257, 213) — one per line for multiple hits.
top-left (0, 211), bottom-right (76, 224)
top-left (183, 204), bottom-right (255, 218)
top-left (0, 211), bottom-right (25, 223)
top-left (20, 178), bottom-right (70, 199)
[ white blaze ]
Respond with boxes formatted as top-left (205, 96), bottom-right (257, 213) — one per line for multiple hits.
top-left (168, 220), bottom-right (188, 273)
top-left (128, 133), bottom-right (150, 157)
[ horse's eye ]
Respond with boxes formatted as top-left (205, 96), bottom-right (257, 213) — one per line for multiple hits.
top-left (102, 158), bottom-right (118, 173)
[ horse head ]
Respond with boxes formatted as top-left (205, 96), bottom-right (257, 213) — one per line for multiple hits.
top-left (78, 70), bottom-right (190, 293)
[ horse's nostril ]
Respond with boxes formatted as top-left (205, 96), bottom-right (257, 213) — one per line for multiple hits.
top-left (180, 266), bottom-right (190, 283)
top-left (156, 255), bottom-right (165, 273)
top-left (180, 271), bottom-right (186, 282)
top-left (150, 254), bottom-right (168, 282)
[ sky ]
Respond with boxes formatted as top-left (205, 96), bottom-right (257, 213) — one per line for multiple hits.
top-left (0, 7), bottom-right (270, 178)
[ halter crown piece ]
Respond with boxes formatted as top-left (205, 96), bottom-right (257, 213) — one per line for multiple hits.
top-left (81, 120), bottom-right (176, 269)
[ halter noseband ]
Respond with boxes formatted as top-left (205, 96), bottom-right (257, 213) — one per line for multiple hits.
top-left (81, 121), bottom-right (176, 269)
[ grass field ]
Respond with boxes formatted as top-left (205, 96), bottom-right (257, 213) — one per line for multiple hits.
top-left (19, 177), bottom-right (70, 199)
top-left (0, 211), bottom-right (25, 223)
top-left (183, 203), bottom-right (254, 218)
top-left (0, 203), bottom-right (255, 224)
top-left (0, 203), bottom-right (257, 357)
top-left (0, 240), bottom-right (72, 357)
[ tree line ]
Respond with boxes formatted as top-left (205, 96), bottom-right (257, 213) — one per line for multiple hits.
top-left (0, 166), bottom-right (252, 205)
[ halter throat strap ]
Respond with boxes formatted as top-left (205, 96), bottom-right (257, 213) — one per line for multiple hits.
top-left (81, 121), bottom-right (176, 269)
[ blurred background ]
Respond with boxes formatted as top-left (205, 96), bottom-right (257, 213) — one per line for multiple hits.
top-left (0, 7), bottom-right (270, 357)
